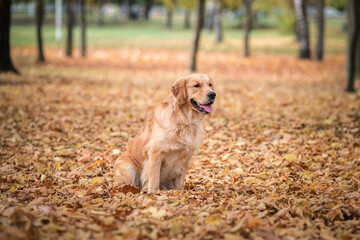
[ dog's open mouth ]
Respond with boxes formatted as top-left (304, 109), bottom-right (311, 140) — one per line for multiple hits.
top-left (191, 99), bottom-right (214, 114)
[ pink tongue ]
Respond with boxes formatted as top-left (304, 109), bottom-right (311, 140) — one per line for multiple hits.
top-left (199, 104), bottom-right (214, 113)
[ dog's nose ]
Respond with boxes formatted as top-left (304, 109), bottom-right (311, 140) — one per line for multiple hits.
top-left (207, 91), bottom-right (216, 99)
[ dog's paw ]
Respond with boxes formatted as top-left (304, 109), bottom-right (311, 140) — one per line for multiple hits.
top-left (147, 188), bottom-right (160, 194)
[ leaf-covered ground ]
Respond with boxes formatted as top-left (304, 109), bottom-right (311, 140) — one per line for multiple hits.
top-left (1, 47), bottom-right (360, 239)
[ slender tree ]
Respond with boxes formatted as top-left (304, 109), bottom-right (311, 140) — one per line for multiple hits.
top-left (294, 0), bottom-right (311, 59)
top-left (66, 0), bottom-right (74, 57)
top-left (0, 0), bottom-right (19, 73)
top-left (243, 0), bottom-right (252, 57)
top-left (166, 10), bottom-right (173, 28)
top-left (36, 0), bottom-right (45, 62)
top-left (164, 0), bottom-right (175, 28)
top-left (98, 0), bottom-right (104, 26)
top-left (184, 9), bottom-right (191, 29)
top-left (189, 0), bottom-right (205, 71)
top-left (346, 0), bottom-right (360, 92)
top-left (144, 0), bottom-right (153, 20)
top-left (315, 0), bottom-right (324, 61)
top-left (179, 0), bottom-right (196, 29)
top-left (126, 0), bottom-right (135, 20)
top-left (80, 0), bottom-right (86, 57)
top-left (214, 0), bottom-right (222, 43)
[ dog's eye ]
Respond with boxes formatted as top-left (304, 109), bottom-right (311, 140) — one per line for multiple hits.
top-left (209, 83), bottom-right (212, 87)
top-left (194, 84), bottom-right (200, 88)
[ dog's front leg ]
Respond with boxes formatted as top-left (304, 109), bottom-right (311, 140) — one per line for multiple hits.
top-left (173, 172), bottom-right (186, 190)
top-left (173, 154), bottom-right (192, 190)
top-left (147, 150), bottom-right (162, 194)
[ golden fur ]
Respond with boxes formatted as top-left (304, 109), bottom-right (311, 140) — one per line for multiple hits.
top-left (114, 74), bottom-right (215, 193)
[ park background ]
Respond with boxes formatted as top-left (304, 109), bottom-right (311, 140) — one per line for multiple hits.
top-left (1, 0), bottom-right (360, 239)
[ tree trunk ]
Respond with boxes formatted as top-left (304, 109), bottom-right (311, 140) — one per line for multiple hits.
top-left (80, 0), bottom-right (86, 57)
top-left (166, 10), bottom-right (173, 28)
top-left (214, 0), bottom-right (222, 43)
top-left (357, 27), bottom-right (360, 78)
top-left (36, 0), bottom-right (45, 63)
top-left (295, 22), bottom-right (300, 42)
top-left (346, 0), bottom-right (360, 92)
top-left (189, 0), bottom-right (205, 72)
top-left (243, 0), bottom-right (252, 57)
top-left (66, 0), bottom-right (74, 57)
top-left (184, 9), bottom-right (191, 29)
top-left (315, 0), bottom-right (324, 61)
top-left (126, 0), bottom-right (134, 21)
top-left (144, 0), bottom-right (153, 20)
top-left (0, 0), bottom-right (19, 74)
top-left (294, 0), bottom-right (311, 59)
top-left (98, 0), bottom-right (104, 26)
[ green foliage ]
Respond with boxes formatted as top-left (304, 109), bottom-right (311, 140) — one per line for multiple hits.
top-left (222, 0), bottom-right (242, 11)
top-left (326, 0), bottom-right (346, 11)
top-left (276, 1), bottom-right (295, 34)
top-left (178, 0), bottom-right (196, 10)
top-left (253, 0), bottom-right (276, 12)
top-left (162, 0), bottom-right (174, 10)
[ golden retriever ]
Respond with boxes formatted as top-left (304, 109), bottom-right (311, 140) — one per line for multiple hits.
top-left (114, 73), bottom-right (216, 193)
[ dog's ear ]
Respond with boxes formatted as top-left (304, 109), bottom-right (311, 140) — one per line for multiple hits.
top-left (171, 77), bottom-right (188, 105)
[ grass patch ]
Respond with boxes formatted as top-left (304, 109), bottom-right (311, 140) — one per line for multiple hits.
top-left (11, 15), bottom-right (346, 55)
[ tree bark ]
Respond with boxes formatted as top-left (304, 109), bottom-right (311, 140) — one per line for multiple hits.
top-left (66, 0), bottom-right (74, 57)
top-left (184, 9), bottom-right (191, 29)
top-left (166, 10), bottom-right (173, 28)
top-left (98, 0), bottom-right (104, 26)
top-left (189, 0), bottom-right (205, 72)
top-left (294, 0), bottom-right (311, 59)
top-left (243, 0), bottom-right (252, 57)
top-left (80, 0), bottom-right (86, 57)
top-left (315, 0), bottom-right (324, 61)
top-left (0, 0), bottom-right (19, 74)
top-left (214, 0), bottom-right (222, 43)
top-left (126, 0), bottom-right (134, 21)
top-left (36, 0), bottom-right (45, 63)
top-left (346, 0), bottom-right (360, 92)
top-left (144, 0), bottom-right (153, 20)
top-left (357, 27), bottom-right (360, 78)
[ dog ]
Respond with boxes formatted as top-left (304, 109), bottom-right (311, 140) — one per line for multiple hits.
top-left (114, 73), bottom-right (216, 193)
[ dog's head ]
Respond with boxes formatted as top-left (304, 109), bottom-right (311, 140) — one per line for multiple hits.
top-left (171, 74), bottom-right (216, 114)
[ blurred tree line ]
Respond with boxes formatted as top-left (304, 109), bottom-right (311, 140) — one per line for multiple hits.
top-left (0, 0), bottom-right (359, 91)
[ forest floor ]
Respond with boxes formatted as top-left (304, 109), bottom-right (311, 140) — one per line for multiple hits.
top-left (1, 47), bottom-right (360, 239)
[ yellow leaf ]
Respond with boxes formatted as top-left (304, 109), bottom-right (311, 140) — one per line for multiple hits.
top-left (92, 160), bottom-right (104, 167)
top-left (284, 154), bottom-right (296, 161)
top-left (91, 177), bottom-right (103, 186)
top-left (245, 177), bottom-right (259, 184)
top-left (9, 185), bottom-right (17, 192)
top-left (205, 214), bottom-right (221, 226)
top-left (54, 162), bottom-right (63, 171)
top-left (331, 143), bottom-right (342, 150)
